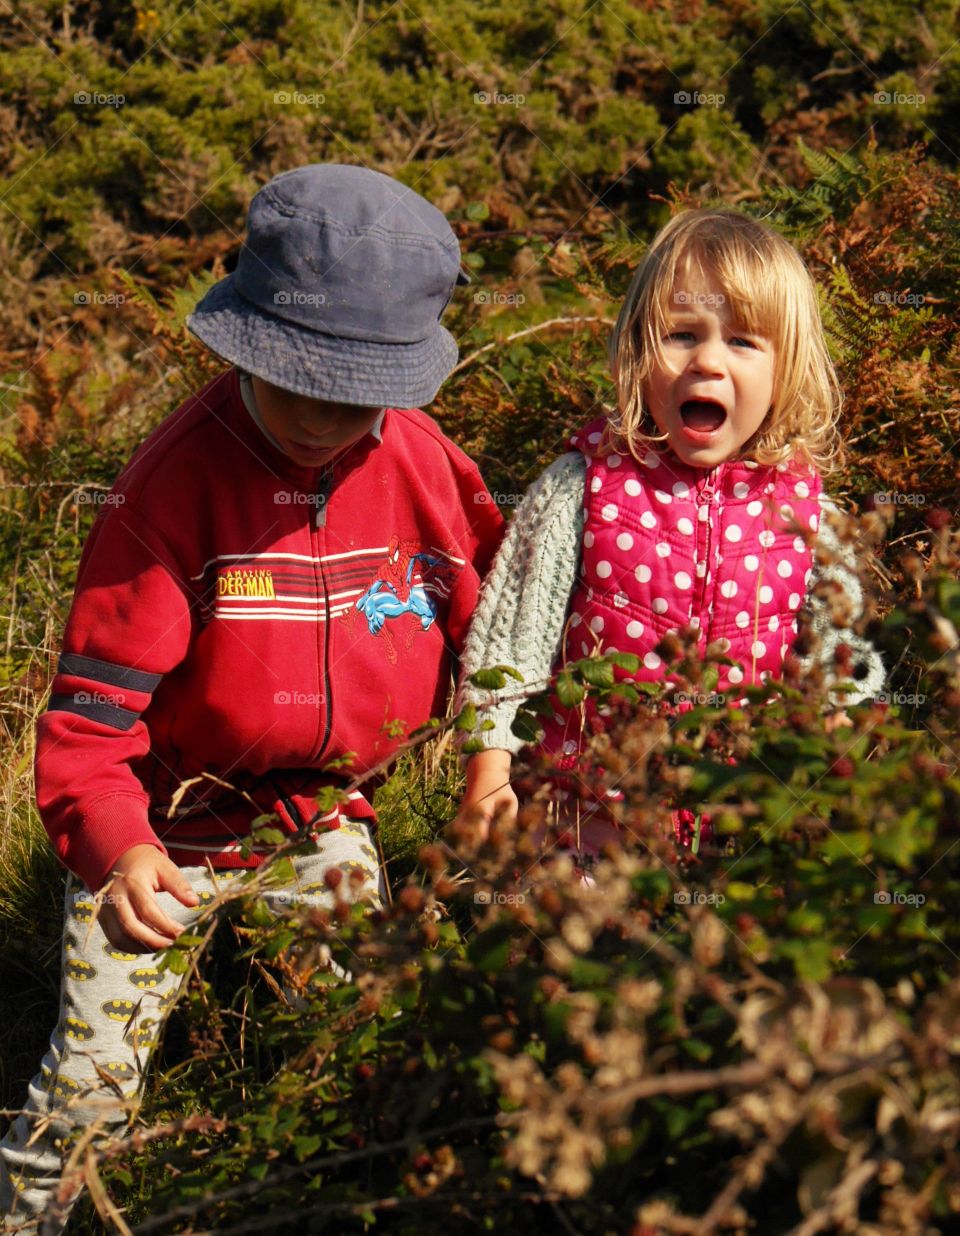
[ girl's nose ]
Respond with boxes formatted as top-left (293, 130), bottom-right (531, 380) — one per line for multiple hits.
top-left (689, 339), bottom-right (725, 375)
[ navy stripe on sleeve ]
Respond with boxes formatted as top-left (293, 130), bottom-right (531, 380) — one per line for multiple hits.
top-left (47, 693), bottom-right (141, 732)
top-left (57, 653), bottom-right (162, 694)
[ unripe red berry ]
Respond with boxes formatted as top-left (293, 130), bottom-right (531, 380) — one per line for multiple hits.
top-left (926, 507), bottom-right (951, 531)
top-left (398, 886), bottom-right (425, 914)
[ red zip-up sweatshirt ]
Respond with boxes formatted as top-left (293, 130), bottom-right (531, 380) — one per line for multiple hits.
top-left (35, 368), bottom-right (504, 892)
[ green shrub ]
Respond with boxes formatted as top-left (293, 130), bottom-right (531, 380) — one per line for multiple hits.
top-left (53, 516), bottom-right (959, 1234)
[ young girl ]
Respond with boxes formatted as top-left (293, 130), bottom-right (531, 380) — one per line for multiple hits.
top-left (456, 208), bottom-right (885, 854)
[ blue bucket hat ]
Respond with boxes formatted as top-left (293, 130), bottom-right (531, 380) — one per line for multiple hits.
top-left (186, 163), bottom-right (470, 408)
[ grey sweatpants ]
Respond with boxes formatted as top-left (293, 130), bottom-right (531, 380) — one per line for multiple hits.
top-left (0, 821), bottom-right (383, 1233)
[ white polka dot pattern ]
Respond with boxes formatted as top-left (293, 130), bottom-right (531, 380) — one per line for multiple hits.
top-left (538, 421), bottom-right (823, 758)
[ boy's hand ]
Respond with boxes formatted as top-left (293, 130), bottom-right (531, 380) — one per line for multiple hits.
top-left (824, 709), bottom-right (853, 733)
top-left (455, 748), bottom-right (517, 841)
top-left (95, 844), bottom-right (200, 954)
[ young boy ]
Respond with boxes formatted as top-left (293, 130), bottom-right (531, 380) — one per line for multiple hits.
top-left (1, 163), bottom-right (503, 1232)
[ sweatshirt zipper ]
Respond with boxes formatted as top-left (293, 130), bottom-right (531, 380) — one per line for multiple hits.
top-left (312, 463), bottom-right (334, 763)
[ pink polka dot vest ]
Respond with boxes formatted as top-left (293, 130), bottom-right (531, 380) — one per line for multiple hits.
top-left (540, 416), bottom-right (823, 759)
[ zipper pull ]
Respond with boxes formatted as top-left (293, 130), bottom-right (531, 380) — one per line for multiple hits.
top-left (696, 464), bottom-right (718, 503)
top-left (314, 465), bottom-right (332, 528)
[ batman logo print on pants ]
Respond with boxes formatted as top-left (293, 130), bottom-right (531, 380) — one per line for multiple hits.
top-left (129, 967), bottom-right (162, 989)
top-left (100, 1061), bottom-right (137, 1083)
top-left (64, 1017), bottom-right (95, 1041)
top-left (103, 943), bottom-right (139, 961)
top-left (53, 1075), bottom-right (82, 1100)
top-left (65, 959), bottom-right (97, 982)
top-left (102, 999), bottom-right (138, 1021)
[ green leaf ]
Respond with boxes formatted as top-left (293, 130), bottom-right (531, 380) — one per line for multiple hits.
top-left (701, 665), bottom-right (719, 694)
top-left (253, 827), bottom-right (286, 847)
top-left (467, 925), bottom-right (512, 973)
top-left (555, 672), bottom-right (585, 708)
top-left (161, 948), bottom-right (191, 975)
top-left (578, 657), bottom-right (615, 688)
top-left (246, 899), bottom-right (275, 928)
top-left (680, 1037), bottom-right (714, 1063)
top-left (263, 928), bottom-right (297, 960)
top-left (455, 703), bottom-right (478, 732)
top-left (470, 664), bottom-right (524, 689)
top-left (776, 938), bottom-right (834, 981)
top-left (292, 1134), bottom-right (322, 1161)
top-left (263, 857), bottom-right (297, 887)
top-left (785, 908), bottom-right (826, 934)
top-left (568, 957), bottom-right (612, 986)
top-left (511, 710), bottom-right (543, 743)
top-left (821, 831), bottom-right (873, 861)
top-left (608, 651), bottom-right (640, 673)
top-left (465, 200), bottom-right (490, 221)
top-left (469, 668), bottom-right (505, 689)
top-left (935, 577), bottom-right (960, 622)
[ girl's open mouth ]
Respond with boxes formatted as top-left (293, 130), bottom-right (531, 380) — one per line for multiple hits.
top-left (679, 399), bottom-right (727, 439)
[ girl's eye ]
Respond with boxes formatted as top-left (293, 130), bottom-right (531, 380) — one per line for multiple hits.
top-left (730, 336), bottom-right (757, 348)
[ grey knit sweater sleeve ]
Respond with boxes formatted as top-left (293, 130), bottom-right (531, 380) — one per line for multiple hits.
top-left (799, 495), bottom-right (887, 708)
top-left (457, 457), bottom-right (886, 752)
top-left (456, 453), bottom-right (586, 754)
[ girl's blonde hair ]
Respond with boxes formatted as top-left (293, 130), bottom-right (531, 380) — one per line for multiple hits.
top-left (606, 209), bottom-right (843, 475)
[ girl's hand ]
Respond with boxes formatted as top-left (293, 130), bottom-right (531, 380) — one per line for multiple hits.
top-left (823, 709), bottom-right (853, 733)
top-left (455, 748), bottom-right (518, 840)
top-left (95, 844), bottom-right (200, 954)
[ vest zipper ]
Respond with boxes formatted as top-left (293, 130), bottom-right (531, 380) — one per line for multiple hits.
top-left (692, 466), bottom-right (718, 646)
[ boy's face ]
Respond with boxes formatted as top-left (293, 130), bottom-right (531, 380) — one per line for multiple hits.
top-left (251, 375), bottom-right (383, 468)
top-left (643, 267), bottom-right (776, 469)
